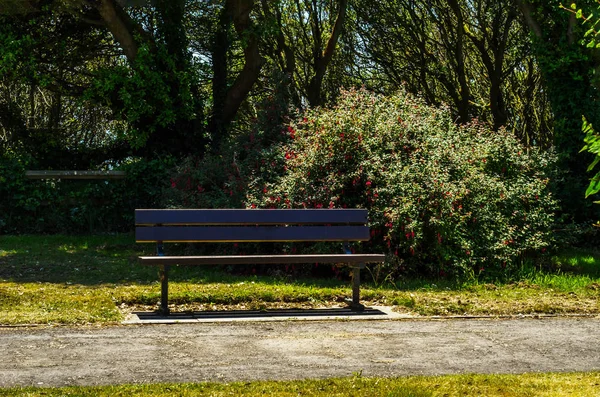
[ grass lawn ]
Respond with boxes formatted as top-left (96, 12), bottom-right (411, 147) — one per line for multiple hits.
top-left (0, 234), bottom-right (599, 325)
top-left (1, 372), bottom-right (599, 396)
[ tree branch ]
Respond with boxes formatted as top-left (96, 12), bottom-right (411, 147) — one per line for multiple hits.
top-left (307, 0), bottom-right (347, 106)
top-left (514, 0), bottom-right (543, 39)
top-left (94, 0), bottom-right (139, 62)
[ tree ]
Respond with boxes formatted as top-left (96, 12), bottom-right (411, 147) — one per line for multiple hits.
top-left (257, 0), bottom-right (349, 108)
top-left (0, 7), bottom-right (130, 167)
top-left (563, 1), bottom-right (600, 203)
top-left (516, 0), bottom-right (600, 222)
top-left (351, 0), bottom-right (551, 146)
top-left (209, 0), bottom-right (264, 148)
top-left (0, 0), bottom-right (267, 159)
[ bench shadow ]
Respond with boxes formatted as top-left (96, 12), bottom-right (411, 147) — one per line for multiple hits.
top-left (132, 306), bottom-right (387, 321)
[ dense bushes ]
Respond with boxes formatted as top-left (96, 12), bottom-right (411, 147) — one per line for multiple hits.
top-left (2, 86), bottom-right (558, 279)
top-left (0, 153), bottom-right (173, 234)
top-left (246, 89), bottom-right (557, 277)
top-left (0, 151), bottom-right (37, 232)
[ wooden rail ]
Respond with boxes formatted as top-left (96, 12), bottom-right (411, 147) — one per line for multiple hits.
top-left (25, 170), bottom-right (126, 180)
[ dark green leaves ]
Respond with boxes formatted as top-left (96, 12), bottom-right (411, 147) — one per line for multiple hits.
top-left (581, 116), bottom-right (600, 198)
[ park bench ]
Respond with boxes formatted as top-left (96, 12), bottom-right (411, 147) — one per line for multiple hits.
top-left (25, 170), bottom-right (126, 180)
top-left (135, 208), bottom-right (385, 315)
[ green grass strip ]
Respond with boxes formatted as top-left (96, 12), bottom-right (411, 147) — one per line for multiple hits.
top-left (1, 372), bottom-right (600, 396)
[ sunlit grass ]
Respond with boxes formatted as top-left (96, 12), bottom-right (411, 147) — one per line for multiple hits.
top-left (0, 282), bottom-right (121, 324)
top-left (1, 235), bottom-right (599, 324)
top-left (1, 372), bottom-right (599, 396)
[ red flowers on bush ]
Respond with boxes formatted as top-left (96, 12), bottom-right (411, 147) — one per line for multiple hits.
top-left (247, 88), bottom-right (556, 278)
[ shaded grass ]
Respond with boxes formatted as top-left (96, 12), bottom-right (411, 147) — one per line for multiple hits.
top-left (1, 235), bottom-right (600, 324)
top-left (1, 372), bottom-right (600, 396)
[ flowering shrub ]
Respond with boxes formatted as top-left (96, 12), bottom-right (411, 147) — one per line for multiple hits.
top-left (247, 88), bottom-right (557, 277)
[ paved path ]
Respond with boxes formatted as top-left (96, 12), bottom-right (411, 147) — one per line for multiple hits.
top-left (1, 317), bottom-right (599, 387)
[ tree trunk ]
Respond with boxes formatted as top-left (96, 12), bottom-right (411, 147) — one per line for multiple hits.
top-left (209, 0), bottom-right (263, 149)
top-left (447, 0), bottom-right (470, 124)
top-left (222, 0), bottom-right (263, 125)
top-left (209, 4), bottom-right (230, 147)
top-left (307, 0), bottom-right (348, 107)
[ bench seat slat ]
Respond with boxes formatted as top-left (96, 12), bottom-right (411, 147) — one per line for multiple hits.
top-left (139, 254), bottom-right (386, 266)
top-left (136, 226), bottom-right (370, 243)
top-left (135, 209), bottom-right (367, 226)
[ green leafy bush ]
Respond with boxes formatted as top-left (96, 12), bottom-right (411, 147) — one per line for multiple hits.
top-left (116, 156), bottom-right (175, 213)
top-left (0, 153), bottom-right (174, 234)
top-left (247, 88), bottom-right (557, 277)
top-left (0, 150), bottom-right (40, 232)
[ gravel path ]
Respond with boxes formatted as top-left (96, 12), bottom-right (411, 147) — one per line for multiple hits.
top-left (1, 316), bottom-right (599, 387)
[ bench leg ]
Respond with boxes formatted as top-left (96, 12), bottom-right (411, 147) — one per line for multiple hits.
top-left (351, 265), bottom-right (365, 312)
top-left (159, 265), bottom-right (170, 316)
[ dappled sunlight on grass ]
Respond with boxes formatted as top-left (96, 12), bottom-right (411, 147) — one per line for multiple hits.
top-left (0, 249), bottom-right (17, 257)
top-left (551, 248), bottom-right (600, 277)
top-left (57, 242), bottom-right (89, 254)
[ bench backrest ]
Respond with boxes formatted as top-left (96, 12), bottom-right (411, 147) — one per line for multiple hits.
top-left (135, 209), bottom-right (370, 243)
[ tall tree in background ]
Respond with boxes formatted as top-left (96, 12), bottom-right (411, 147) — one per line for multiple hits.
top-left (257, 0), bottom-right (349, 108)
top-left (304, 0), bottom-right (348, 107)
top-left (352, 0), bottom-right (552, 147)
top-left (0, 0), bottom-right (267, 160)
top-left (210, 0), bottom-right (263, 148)
top-left (0, 6), bottom-right (131, 167)
top-left (516, 0), bottom-right (600, 222)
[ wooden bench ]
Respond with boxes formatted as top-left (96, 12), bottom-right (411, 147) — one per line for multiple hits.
top-left (25, 170), bottom-right (126, 179)
top-left (135, 209), bottom-right (385, 315)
